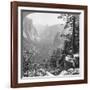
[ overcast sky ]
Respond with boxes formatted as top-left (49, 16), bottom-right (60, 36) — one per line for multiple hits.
top-left (26, 13), bottom-right (66, 26)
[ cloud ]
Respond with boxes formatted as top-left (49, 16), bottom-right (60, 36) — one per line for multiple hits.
top-left (26, 13), bottom-right (66, 26)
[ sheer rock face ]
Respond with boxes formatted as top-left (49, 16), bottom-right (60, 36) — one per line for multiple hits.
top-left (22, 16), bottom-right (72, 64)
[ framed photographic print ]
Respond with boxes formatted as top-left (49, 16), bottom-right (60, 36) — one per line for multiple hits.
top-left (11, 1), bottom-right (88, 88)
